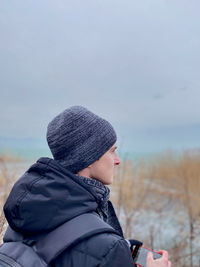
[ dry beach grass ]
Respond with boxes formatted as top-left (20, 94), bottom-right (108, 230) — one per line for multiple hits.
top-left (0, 154), bottom-right (25, 243)
top-left (110, 149), bottom-right (200, 267)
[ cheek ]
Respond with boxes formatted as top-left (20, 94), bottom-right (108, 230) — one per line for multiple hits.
top-left (91, 154), bottom-right (114, 176)
top-left (104, 159), bottom-right (115, 175)
top-left (102, 156), bottom-right (113, 167)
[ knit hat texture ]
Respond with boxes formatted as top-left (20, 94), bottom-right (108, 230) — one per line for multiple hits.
top-left (46, 106), bottom-right (117, 173)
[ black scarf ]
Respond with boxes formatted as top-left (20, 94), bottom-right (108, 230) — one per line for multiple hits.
top-left (75, 174), bottom-right (124, 238)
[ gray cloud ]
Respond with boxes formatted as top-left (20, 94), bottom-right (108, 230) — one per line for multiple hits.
top-left (0, 0), bottom-right (200, 153)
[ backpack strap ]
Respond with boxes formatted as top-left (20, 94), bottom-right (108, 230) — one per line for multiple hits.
top-left (34, 213), bottom-right (119, 265)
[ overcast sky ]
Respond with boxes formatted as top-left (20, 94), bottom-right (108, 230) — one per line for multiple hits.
top-left (0, 0), bottom-right (200, 154)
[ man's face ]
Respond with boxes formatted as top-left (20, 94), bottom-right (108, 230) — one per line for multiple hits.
top-left (89, 142), bottom-right (120, 185)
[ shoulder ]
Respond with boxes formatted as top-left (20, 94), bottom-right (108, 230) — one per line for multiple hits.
top-left (54, 232), bottom-right (134, 267)
top-left (78, 231), bottom-right (125, 257)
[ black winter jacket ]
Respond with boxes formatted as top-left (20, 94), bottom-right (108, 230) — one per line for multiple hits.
top-left (3, 157), bottom-right (134, 266)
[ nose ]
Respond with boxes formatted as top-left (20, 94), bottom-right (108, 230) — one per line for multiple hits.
top-left (114, 153), bottom-right (120, 165)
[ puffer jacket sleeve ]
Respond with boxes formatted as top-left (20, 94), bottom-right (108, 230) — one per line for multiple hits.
top-left (99, 239), bottom-right (135, 267)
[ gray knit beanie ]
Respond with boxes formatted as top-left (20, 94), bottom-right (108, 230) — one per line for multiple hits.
top-left (46, 106), bottom-right (117, 173)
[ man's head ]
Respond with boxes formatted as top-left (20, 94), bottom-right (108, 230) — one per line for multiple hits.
top-left (46, 106), bottom-right (120, 184)
top-left (77, 142), bottom-right (120, 185)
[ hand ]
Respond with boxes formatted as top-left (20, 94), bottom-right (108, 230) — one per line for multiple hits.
top-left (146, 250), bottom-right (171, 267)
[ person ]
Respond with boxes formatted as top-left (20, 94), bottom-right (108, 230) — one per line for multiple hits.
top-left (3, 105), bottom-right (171, 267)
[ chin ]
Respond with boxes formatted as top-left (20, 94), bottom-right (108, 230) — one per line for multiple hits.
top-left (103, 177), bottom-right (113, 185)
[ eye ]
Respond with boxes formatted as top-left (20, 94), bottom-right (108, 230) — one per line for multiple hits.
top-left (110, 147), bottom-right (117, 153)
